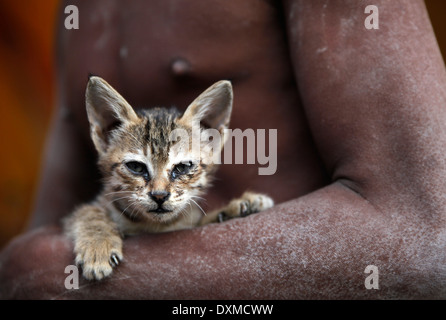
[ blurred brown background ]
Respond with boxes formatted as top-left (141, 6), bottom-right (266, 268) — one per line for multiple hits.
top-left (0, 1), bottom-right (445, 248)
top-left (0, 0), bottom-right (59, 248)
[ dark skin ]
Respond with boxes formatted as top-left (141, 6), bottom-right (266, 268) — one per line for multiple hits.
top-left (1, 0), bottom-right (446, 299)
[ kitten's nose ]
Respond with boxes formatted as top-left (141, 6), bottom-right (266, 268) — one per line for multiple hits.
top-left (149, 191), bottom-right (171, 204)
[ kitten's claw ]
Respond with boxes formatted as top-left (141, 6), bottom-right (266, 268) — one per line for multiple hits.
top-left (218, 212), bottom-right (229, 223)
top-left (239, 201), bottom-right (250, 217)
top-left (74, 239), bottom-right (123, 281)
top-left (110, 253), bottom-right (121, 267)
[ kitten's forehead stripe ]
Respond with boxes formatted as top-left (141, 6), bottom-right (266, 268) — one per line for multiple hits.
top-left (136, 107), bottom-right (182, 163)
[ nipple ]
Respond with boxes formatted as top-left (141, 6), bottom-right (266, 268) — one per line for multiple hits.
top-left (171, 58), bottom-right (191, 76)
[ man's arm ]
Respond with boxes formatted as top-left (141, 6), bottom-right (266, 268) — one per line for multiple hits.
top-left (1, 0), bottom-right (446, 299)
top-left (1, 182), bottom-right (442, 299)
top-left (285, 0), bottom-right (446, 212)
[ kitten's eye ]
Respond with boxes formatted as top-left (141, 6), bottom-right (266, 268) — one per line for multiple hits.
top-left (125, 161), bottom-right (148, 176)
top-left (171, 161), bottom-right (193, 179)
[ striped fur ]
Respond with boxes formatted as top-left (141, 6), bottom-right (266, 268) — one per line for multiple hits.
top-left (64, 77), bottom-right (273, 281)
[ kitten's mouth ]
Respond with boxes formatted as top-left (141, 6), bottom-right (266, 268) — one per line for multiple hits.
top-left (149, 207), bottom-right (173, 214)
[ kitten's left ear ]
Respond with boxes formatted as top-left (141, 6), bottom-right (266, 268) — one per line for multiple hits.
top-left (181, 80), bottom-right (233, 132)
top-left (86, 76), bottom-right (139, 154)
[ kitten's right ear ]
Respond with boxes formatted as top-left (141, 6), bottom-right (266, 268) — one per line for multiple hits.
top-left (86, 76), bottom-right (138, 154)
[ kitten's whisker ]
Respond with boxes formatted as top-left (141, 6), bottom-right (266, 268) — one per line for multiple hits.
top-left (187, 201), bottom-right (193, 213)
top-left (189, 199), bottom-right (207, 216)
top-left (118, 201), bottom-right (137, 218)
top-left (109, 196), bottom-right (133, 202)
top-left (191, 195), bottom-right (206, 202)
top-left (128, 201), bottom-right (140, 220)
top-left (103, 196), bottom-right (134, 207)
top-left (190, 196), bottom-right (207, 213)
top-left (104, 190), bottom-right (132, 197)
top-left (177, 205), bottom-right (193, 227)
top-left (184, 202), bottom-right (193, 225)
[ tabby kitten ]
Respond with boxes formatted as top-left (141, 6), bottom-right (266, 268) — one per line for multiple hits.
top-left (64, 76), bottom-right (274, 280)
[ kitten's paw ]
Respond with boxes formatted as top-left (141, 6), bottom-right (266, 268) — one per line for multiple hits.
top-left (218, 192), bottom-right (274, 222)
top-left (74, 237), bottom-right (123, 281)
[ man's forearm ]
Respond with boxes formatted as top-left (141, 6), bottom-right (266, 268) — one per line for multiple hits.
top-left (2, 183), bottom-right (444, 299)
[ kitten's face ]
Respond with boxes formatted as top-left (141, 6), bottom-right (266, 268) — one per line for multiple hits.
top-left (100, 108), bottom-right (213, 224)
top-left (86, 77), bottom-right (232, 225)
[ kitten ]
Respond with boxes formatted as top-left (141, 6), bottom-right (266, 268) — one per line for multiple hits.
top-left (64, 76), bottom-right (274, 281)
